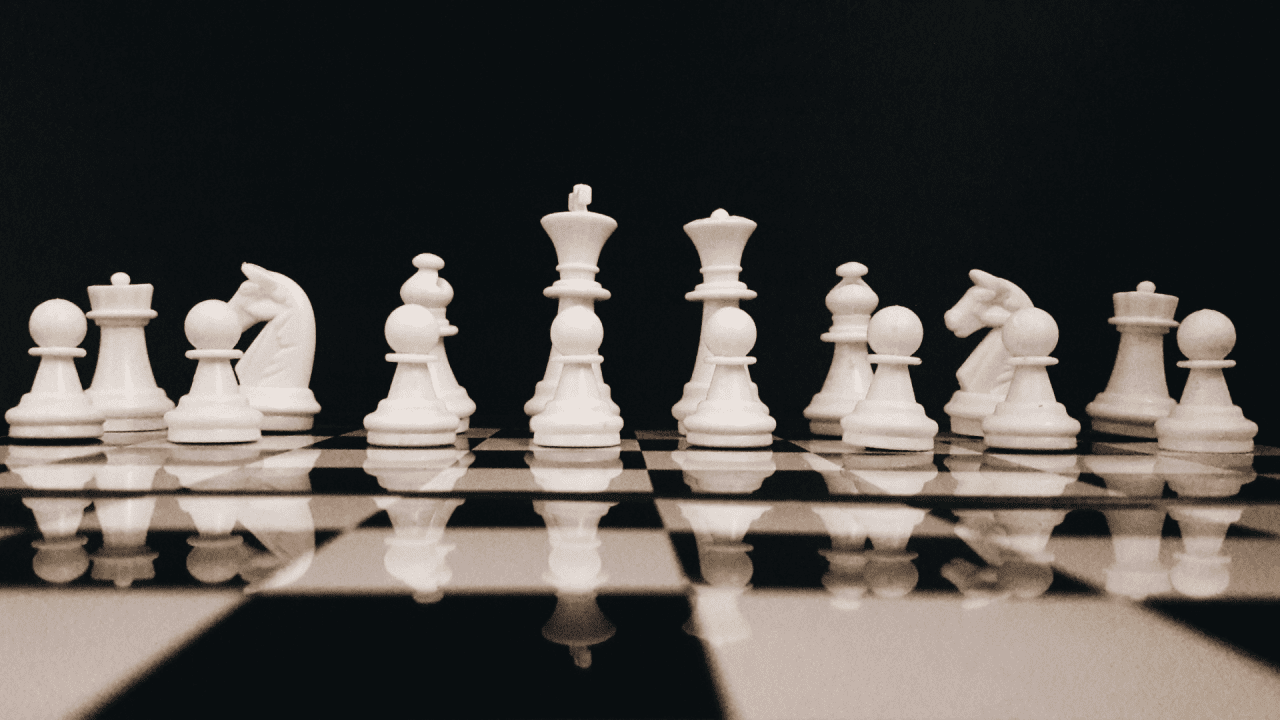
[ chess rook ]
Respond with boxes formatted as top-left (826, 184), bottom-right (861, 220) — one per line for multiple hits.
top-left (525, 184), bottom-right (620, 424)
top-left (1086, 281), bottom-right (1179, 437)
top-left (84, 272), bottom-right (175, 431)
top-left (981, 307), bottom-right (1080, 450)
top-left (228, 263), bottom-right (321, 431)
top-left (684, 307), bottom-right (776, 448)
top-left (942, 270), bottom-right (1034, 436)
top-left (166, 300), bottom-right (263, 444)
top-left (841, 306), bottom-right (938, 451)
top-left (531, 306), bottom-right (623, 448)
top-left (803, 262), bottom-right (878, 436)
top-left (672, 209), bottom-right (762, 435)
top-left (364, 304), bottom-right (460, 447)
top-left (400, 253), bottom-right (476, 433)
top-left (1155, 309), bottom-right (1257, 453)
top-left (5, 299), bottom-right (106, 439)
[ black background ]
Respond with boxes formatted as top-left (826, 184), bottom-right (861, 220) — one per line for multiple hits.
top-left (1, 2), bottom-right (1270, 439)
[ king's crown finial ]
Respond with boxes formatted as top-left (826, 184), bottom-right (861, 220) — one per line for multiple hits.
top-left (568, 184), bottom-right (592, 212)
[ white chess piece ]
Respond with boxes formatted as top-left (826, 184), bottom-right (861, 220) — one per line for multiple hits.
top-left (531, 305), bottom-right (624, 448)
top-left (364, 304), bottom-right (460, 447)
top-left (1155, 309), bottom-right (1257, 453)
top-left (841, 306), bottom-right (938, 451)
top-left (684, 307), bottom-right (776, 448)
top-left (981, 307), bottom-right (1080, 450)
top-left (672, 209), bottom-right (761, 434)
top-left (166, 300), bottom-right (264, 444)
top-left (6, 299), bottom-right (106, 439)
top-left (227, 263), bottom-right (321, 431)
top-left (942, 270), bottom-right (1034, 436)
top-left (400, 253), bottom-right (476, 433)
top-left (803, 262), bottom-right (878, 436)
top-left (526, 184), bottom-right (620, 423)
top-left (1086, 281), bottom-right (1179, 437)
top-left (84, 272), bottom-right (175, 431)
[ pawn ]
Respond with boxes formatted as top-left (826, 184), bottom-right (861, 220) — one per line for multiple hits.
top-left (982, 308), bottom-right (1080, 450)
top-left (532, 306), bottom-right (623, 447)
top-left (841, 306), bottom-right (937, 451)
top-left (166, 300), bottom-right (263, 443)
top-left (803, 262), bottom-right (878, 436)
top-left (365, 304), bottom-right (461, 447)
top-left (685, 307), bottom-right (776, 448)
top-left (1156, 309), bottom-right (1257, 453)
top-left (5, 299), bottom-right (106, 439)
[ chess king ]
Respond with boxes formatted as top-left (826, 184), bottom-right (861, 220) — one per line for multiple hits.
top-left (227, 263), bottom-right (322, 431)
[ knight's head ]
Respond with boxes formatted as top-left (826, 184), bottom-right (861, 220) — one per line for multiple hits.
top-left (229, 263), bottom-right (289, 327)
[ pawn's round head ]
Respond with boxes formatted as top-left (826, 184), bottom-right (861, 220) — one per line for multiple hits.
top-left (1177, 309), bottom-right (1235, 361)
top-left (867, 306), bottom-right (923, 356)
top-left (29, 299), bottom-right (88, 348)
top-left (184, 300), bottom-right (242, 350)
top-left (1002, 307), bottom-right (1059, 357)
top-left (551, 305), bottom-right (604, 355)
top-left (705, 307), bottom-right (757, 357)
top-left (385, 303), bottom-right (441, 354)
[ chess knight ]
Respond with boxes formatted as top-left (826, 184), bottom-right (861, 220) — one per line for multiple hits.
top-left (228, 263), bottom-right (322, 431)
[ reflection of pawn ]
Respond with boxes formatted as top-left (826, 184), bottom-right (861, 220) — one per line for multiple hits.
top-left (1086, 282), bottom-right (1179, 437)
top-left (1169, 506), bottom-right (1239, 598)
top-left (364, 304), bottom-right (460, 447)
top-left (26, 499), bottom-right (92, 583)
top-left (841, 306), bottom-right (937, 451)
top-left (542, 593), bottom-right (617, 669)
top-left (5, 299), bottom-right (106, 439)
top-left (865, 551), bottom-right (919, 598)
top-left (1156, 310), bottom-right (1258, 453)
top-left (813, 505), bottom-right (869, 610)
top-left (400, 254), bottom-right (476, 433)
top-left (380, 497), bottom-right (465, 603)
top-left (804, 262), bottom-right (878, 436)
top-left (673, 450), bottom-right (776, 494)
top-left (527, 446), bottom-right (624, 492)
top-left (531, 306), bottom-right (624, 448)
top-left (982, 308), bottom-right (1080, 450)
top-left (685, 307), bottom-right (776, 448)
top-left (91, 498), bottom-right (160, 588)
top-left (166, 300), bottom-right (263, 443)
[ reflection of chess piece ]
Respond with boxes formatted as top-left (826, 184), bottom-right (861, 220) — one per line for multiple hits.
top-left (1156, 309), bottom-right (1258, 453)
top-left (238, 496), bottom-right (318, 590)
top-left (941, 558), bottom-right (1054, 608)
top-left (813, 504), bottom-right (869, 609)
top-left (1156, 450), bottom-right (1256, 499)
top-left (527, 446), bottom-right (623, 493)
top-left (686, 542), bottom-right (755, 647)
top-left (842, 452), bottom-right (937, 495)
top-left (1086, 282), bottom-right (1179, 437)
top-left (673, 449), bottom-right (776, 494)
top-left (543, 592), bottom-right (617, 670)
top-left (1168, 506), bottom-right (1238, 598)
top-left (400, 254), bottom-right (476, 433)
top-left (1084, 455), bottom-right (1171, 599)
top-left (804, 262), bottom-right (878, 436)
top-left (527, 185), bottom-right (620, 422)
top-left (364, 447), bottom-right (474, 492)
top-left (943, 270), bottom-right (1034, 436)
top-left (91, 498), bottom-right (160, 588)
top-left (672, 208), bottom-right (760, 435)
top-left (165, 444), bottom-right (267, 489)
top-left (85, 273), bottom-right (175, 431)
top-left (26, 499), bottom-right (92, 583)
top-left (378, 498), bottom-right (464, 604)
top-left (535, 499), bottom-right (616, 667)
top-left (178, 493), bottom-right (247, 584)
top-left (6, 299), bottom-right (106, 439)
top-left (971, 452), bottom-right (1081, 496)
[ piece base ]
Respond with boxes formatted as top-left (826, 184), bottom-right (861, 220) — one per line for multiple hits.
top-left (167, 427), bottom-right (261, 444)
top-left (103, 416), bottom-right (166, 432)
top-left (685, 431), bottom-right (774, 448)
top-left (1156, 437), bottom-right (1254, 454)
top-left (532, 432), bottom-right (621, 448)
top-left (842, 433), bottom-right (935, 452)
top-left (983, 433), bottom-right (1077, 451)
top-left (7, 422), bottom-right (105, 440)
top-left (366, 430), bottom-right (458, 448)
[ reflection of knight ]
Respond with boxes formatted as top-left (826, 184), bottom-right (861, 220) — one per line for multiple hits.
top-left (942, 270), bottom-right (1033, 436)
top-left (535, 500), bottom-right (616, 668)
top-left (227, 263), bottom-right (321, 431)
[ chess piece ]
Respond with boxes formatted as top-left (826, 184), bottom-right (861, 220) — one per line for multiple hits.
top-left (1156, 309), bottom-right (1257, 453)
top-left (531, 305), bottom-right (624, 448)
top-left (526, 184), bottom-right (620, 422)
top-left (684, 307), bottom-right (776, 448)
top-left (400, 253), bottom-right (476, 433)
top-left (981, 307), bottom-right (1080, 450)
top-left (841, 306), bottom-right (937, 451)
top-left (84, 272), bottom-right (174, 431)
top-left (942, 270), bottom-right (1034, 436)
top-left (6, 299), bottom-right (106, 439)
top-left (803, 262), bottom-right (878, 436)
top-left (364, 303), bottom-right (460, 447)
top-left (672, 209), bottom-right (762, 434)
top-left (166, 300), bottom-right (264, 444)
top-left (227, 263), bottom-right (321, 431)
top-left (1086, 281), bottom-right (1180, 437)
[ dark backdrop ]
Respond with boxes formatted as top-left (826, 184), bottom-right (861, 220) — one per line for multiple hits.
top-left (2, 2), bottom-right (1271, 440)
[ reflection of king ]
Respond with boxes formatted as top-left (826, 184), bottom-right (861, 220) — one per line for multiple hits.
top-left (228, 263), bottom-right (322, 431)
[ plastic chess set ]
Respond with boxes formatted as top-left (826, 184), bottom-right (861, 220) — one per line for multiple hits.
top-left (2, 185), bottom-right (1278, 719)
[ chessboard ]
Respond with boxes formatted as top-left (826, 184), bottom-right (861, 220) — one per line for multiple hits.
top-left (3, 425), bottom-right (1280, 720)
